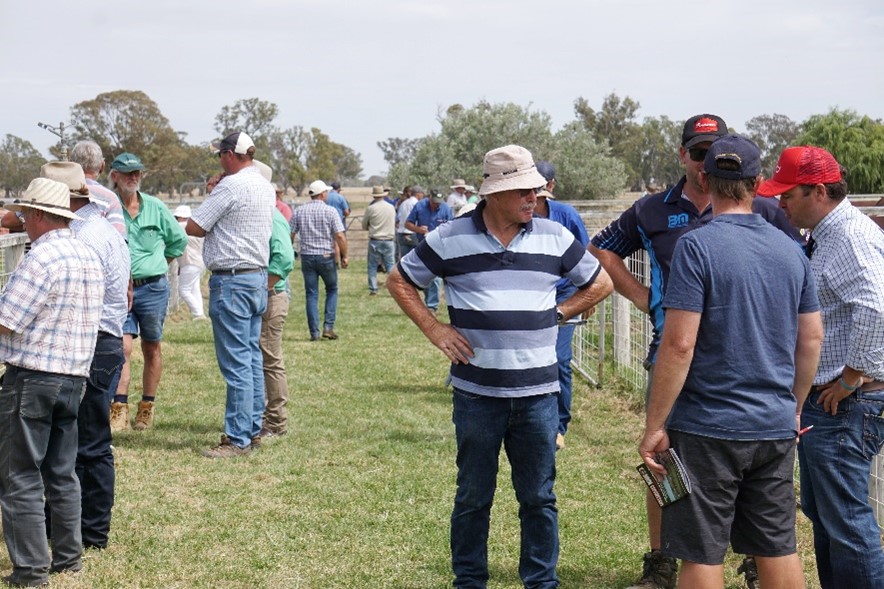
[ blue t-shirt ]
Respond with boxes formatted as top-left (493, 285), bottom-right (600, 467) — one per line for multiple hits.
top-left (326, 190), bottom-right (350, 224)
top-left (406, 199), bottom-right (453, 240)
top-left (543, 199), bottom-right (589, 303)
top-left (663, 214), bottom-right (819, 441)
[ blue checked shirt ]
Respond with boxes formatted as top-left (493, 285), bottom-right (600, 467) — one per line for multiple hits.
top-left (192, 165), bottom-right (274, 271)
top-left (810, 199), bottom-right (884, 384)
top-left (289, 200), bottom-right (345, 255)
top-left (0, 228), bottom-right (105, 377)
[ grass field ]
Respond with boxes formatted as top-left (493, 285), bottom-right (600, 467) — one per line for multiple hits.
top-left (0, 261), bottom-right (824, 588)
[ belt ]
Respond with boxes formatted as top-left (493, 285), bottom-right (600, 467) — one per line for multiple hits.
top-left (370, 238), bottom-right (394, 241)
top-left (212, 267), bottom-right (262, 275)
top-left (132, 275), bottom-right (163, 287)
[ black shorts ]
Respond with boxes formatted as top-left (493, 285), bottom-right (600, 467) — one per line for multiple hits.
top-left (661, 431), bottom-right (797, 564)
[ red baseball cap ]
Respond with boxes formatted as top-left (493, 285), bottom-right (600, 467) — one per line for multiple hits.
top-left (757, 146), bottom-right (842, 197)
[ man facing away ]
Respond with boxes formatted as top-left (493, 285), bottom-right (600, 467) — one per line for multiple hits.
top-left (0, 178), bottom-right (104, 587)
top-left (639, 135), bottom-right (823, 589)
top-left (758, 146), bottom-right (884, 589)
top-left (362, 185), bottom-right (397, 296)
top-left (289, 180), bottom-right (348, 341)
top-left (388, 144), bottom-right (612, 589)
top-left (109, 152), bottom-right (187, 433)
top-left (589, 113), bottom-right (799, 589)
top-left (187, 131), bottom-right (274, 458)
top-left (396, 184), bottom-right (423, 260)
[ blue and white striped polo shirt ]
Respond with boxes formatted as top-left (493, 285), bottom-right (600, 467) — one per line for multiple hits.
top-left (399, 200), bottom-right (601, 398)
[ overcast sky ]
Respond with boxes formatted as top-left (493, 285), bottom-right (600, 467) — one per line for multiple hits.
top-left (1, 0), bottom-right (882, 177)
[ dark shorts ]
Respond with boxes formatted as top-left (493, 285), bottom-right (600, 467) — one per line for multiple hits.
top-left (661, 431), bottom-right (797, 565)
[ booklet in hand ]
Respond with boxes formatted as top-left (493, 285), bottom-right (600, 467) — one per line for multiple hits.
top-left (636, 448), bottom-right (692, 508)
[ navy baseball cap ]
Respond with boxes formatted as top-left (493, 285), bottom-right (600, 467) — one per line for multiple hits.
top-left (704, 134), bottom-right (761, 180)
top-left (536, 161), bottom-right (556, 182)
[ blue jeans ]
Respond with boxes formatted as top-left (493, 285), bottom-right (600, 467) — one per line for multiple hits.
top-left (301, 254), bottom-right (338, 337)
top-left (397, 233), bottom-right (419, 261)
top-left (123, 276), bottom-right (170, 341)
top-left (555, 324), bottom-right (576, 435)
top-left (209, 272), bottom-right (267, 449)
top-left (425, 277), bottom-right (442, 310)
top-left (0, 366), bottom-right (85, 586)
top-left (451, 389), bottom-right (560, 589)
top-left (798, 388), bottom-right (884, 589)
top-left (77, 333), bottom-right (124, 549)
top-left (367, 239), bottom-right (396, 293)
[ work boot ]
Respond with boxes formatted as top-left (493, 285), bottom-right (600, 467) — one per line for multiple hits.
top-left (133, 400), bottom-right (154, 430)
top-left (737, 556), bottom-right (759, 589)
top-left (201, 435), bottom-right (252, 459)
top-left (109, 402), bottom-right (130, 433)
top-left (625, 550), bottom-right (678, 589)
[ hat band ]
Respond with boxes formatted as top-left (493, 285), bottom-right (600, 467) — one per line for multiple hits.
top-left (483, 164), bottom-right (536, 179)
top-left (14, 199), bottom-right (70, 212)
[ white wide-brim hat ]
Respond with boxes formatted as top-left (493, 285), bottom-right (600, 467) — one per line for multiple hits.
top-left (478, 145), bottom-right (547, 196)
top-left (6, 177), bottom-right (81, 220)
top-left (253, 159), bottom-right (273, 182)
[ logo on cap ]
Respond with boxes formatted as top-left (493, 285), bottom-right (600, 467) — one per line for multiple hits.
top-left (694, 118), bottom-right (720, 133)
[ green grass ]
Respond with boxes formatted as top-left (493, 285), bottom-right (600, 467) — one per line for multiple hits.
top-left (0, 261), bottom-right (822, 588)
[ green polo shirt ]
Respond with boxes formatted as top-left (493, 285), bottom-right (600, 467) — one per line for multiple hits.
top-left (268, 208), bottom-right (294, 293)
top-left (122, 192), bottom-right (187, 279)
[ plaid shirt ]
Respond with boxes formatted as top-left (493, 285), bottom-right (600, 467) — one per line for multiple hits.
top-left (192, 165), bottom-right (274, 271)
top-left (0, 228), bottom-right (105, 377)
top-left (810, 199), bottom-right (884, 383)
top-left (289, 200), bottom-right (344, 255)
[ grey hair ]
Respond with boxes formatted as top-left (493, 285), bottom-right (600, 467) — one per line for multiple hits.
top-left (70, 140), bottom-right (105, 174)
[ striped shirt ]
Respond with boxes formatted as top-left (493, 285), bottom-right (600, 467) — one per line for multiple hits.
top-left (398, 200), bottom-right (601, 398)
top-left (71, 203), bottom-right (130, 337)
top-left (0, 228), bottom-right (105, 377)
top-left (85, 178), bottom-right (127, 239)
top-left (289, 200), bottom-right (345, 256)
top-left (192, 165), bottom-right (274, 271)
top-left (810, 199), bottom-right (884, 384)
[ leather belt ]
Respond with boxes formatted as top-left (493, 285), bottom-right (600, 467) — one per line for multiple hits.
top-left (133, 275), bottom-right (163, 287)
top-left (212, 268), bottom-right (262, 275)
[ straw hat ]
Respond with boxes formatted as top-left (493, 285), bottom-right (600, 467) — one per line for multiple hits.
top-left (40, 161), bottom-right (90, 199)
top-left (478, 145), bottom-right (547, 196)
top-left (6, 178), bottom-right (81, 220)
top-left (370, 185), bottom-right (389, 198)
top-left (450, 178), bottom-right (468, 189)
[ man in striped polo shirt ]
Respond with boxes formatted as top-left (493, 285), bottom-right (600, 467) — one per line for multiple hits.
top-left (388, 145), bottom-right (613, 589)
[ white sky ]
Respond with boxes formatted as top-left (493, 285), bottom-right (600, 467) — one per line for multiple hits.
top-left (1, 0), bottom-right (882, 177)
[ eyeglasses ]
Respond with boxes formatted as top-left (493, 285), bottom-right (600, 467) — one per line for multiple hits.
top-left (688, 148), bottom-right (708, 162)
top-left (518, 187), bottom-right (542, 197)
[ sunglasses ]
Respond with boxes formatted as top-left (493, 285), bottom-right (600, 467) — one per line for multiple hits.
top-left (517, 186), bottom-right (543, 197)
top-left (688, 148), bottom-right (708, 162)
top-left (217, 150), bottom-right (231, 158)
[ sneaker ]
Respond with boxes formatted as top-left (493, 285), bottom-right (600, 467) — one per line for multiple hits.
top-left (201, 435), bottom-right (252, 459)
top-left (109, 402), bottom-right (130, 433)
top-left (737, 556), bottom-right (759, 589)
top-left (555, 433), bottom-right (566, 450)
top-left (625, 551), bottom-right (678, 589)
top-left (322, 329), bottom-right (338, 340)
top-left (133, 400), bottom-right (154, 430)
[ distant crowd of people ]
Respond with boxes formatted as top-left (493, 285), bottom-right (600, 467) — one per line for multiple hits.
top-left (0, 113), bottom-right (881, 589)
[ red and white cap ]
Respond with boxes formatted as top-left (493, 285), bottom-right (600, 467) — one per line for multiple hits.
top-left (757, 146), bottom-right (842, 197)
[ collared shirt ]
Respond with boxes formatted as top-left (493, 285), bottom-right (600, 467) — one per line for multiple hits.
top-left (0, 228), bottom-right (104, 377)
top-left (326, 190), bottom-right (350, 224)
top-left (538, 198), bottom-right (590, 303)
top-left (71, 203), bottom-right (130, 337)
top-left (122, 191), bottom-right (187, 279)
top-left (809, 199), bottom-right (884, 384)
top-left (590, 177), bottom-right (801, 364)
top-left (362, 199), bottom-right (396, 240)
top-left (398, 200), bottom-right (602, 398)
top-left (397, 196), bottom-right (418, 234)
top-left (268, 209), bottom-right (294, 293)
top-left (406, 199), bottom-right (453, 239)
top-left (447, 191), bottom-right (467, 212)
top-left (289, 200), bottom-right (344, 256)
top-left (86, 178), bottom-right (127, 239)
top-left (192, 166), bottom-right (274, 271)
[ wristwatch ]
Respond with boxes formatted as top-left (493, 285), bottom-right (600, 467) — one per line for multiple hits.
top-left (556, 307), bottom-right (564, 323)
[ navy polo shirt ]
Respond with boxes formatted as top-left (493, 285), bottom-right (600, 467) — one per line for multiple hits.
top-left (590, 177), bottom-right (801, 365)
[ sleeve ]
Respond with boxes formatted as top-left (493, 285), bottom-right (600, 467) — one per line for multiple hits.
top-left (406, 202), bottom-right (420, 225)
top-left (267, 210), bottom-right (295, 281)
top-left (798, 257), bottom-right (820, 314)
top-left (191, 184), bottom-right (234, 233)
top-left (589, 201), bottom-right (644, 258)
top-left (160, 203), bottom-right (188, 259)
top-left (0, 255), bottom-right (50, 333)
top-left (397, 232), bottom-right (441, 289)
top-left (330, 210), bottom-right (345, 234)
top-left (560, 229), bottom-right (600, 289)
top-left (662, 236), bottom-right (707, 313)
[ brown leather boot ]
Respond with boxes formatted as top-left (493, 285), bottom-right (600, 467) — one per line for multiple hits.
top-left (109, 402), bottom-right (130, 433)
top-left (133, 400), bottom-right (155, 431)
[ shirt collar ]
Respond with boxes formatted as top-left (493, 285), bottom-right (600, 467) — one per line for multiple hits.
top-left (811, 198), bottom-right (851, 244)
top-left (470, 199), bottom-right (534, 235)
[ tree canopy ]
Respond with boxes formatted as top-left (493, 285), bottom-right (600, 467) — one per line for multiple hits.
top-left (0, 134), bottom-right (45, 197)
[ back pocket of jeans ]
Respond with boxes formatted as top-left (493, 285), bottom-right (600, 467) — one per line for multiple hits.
top-left (19, 377), bottom-right (64, 421)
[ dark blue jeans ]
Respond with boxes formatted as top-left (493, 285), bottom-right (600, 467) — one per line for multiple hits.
top-left (451, 389), bottom-right (560, 589)
top-left (798, 388), bottom-right (884, 589)
top-left (555, 324), bottom-right (576, 435)
top-left (300, 254), bottom-right (338, 338)
top-left (0, 365), bottom-right (85, 586)
top-left (77, 333), bottom-right (124, 549)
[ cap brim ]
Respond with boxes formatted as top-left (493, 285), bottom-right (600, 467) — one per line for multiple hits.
top-left (684, 135), bottom-right (723, 149)
top-left (112, 165), bottom-right (144, 173)
top-left (537, 189), bottom-right (555, 199)
top-left (756, 178), bottom-right (798, 197)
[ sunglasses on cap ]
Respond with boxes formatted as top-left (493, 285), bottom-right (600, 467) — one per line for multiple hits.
top-left (688, 147), bottom-right (708, 162)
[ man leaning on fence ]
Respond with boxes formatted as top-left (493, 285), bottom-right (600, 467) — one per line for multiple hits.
top-left (758, 146), bottom-right (884, 589)
top-left (639, 135), bottom-right (823, 589)
top-left (0, 178), bottom-right (105, 587)
top-left (388, 144), bottom-right (613, 589)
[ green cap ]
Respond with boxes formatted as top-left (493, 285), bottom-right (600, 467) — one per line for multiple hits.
top-left (111, 152), bottom-right (144, 173)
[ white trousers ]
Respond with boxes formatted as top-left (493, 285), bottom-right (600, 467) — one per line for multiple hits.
top-left (178, 264), bottom-right (205, 318)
